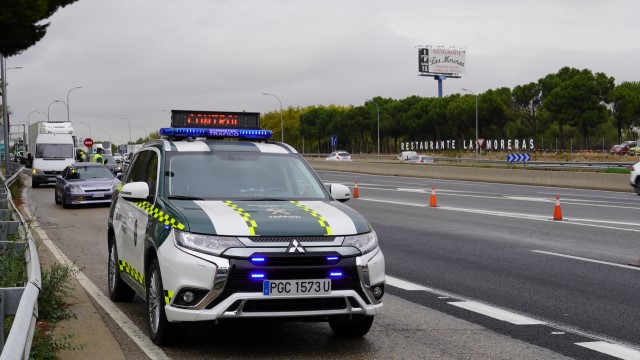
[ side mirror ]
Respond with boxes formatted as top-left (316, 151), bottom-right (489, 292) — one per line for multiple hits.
top-left (104, 159), bottom-right (109, 164)
top-left (116, 173), bottom-right (124, 180)
top-left (120, 182), bottom-right (149, 201)
top-left (328, 183), bottom-right (352, 203)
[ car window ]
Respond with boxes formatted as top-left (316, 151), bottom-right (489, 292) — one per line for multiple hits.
top-left (144, 152), bottom-right (159, 199)
top-left (65, 166), bottom-right (114, 180)
top-left (124, 150), bottom-right (149, 183)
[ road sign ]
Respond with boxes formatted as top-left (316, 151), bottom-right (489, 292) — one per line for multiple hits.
top-left (83, 138), bottom-right (94, 148)
top-left (330, 135), bottom-right (337, 148)
top-left (506, 153), bottom-right (530, 162)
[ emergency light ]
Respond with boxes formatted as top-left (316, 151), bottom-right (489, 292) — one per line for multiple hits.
top-left (159, 127), bottom-right (273, 141)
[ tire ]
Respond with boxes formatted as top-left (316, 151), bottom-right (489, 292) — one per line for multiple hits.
top-left (108, 240), bottom-right (135, 302)
top-left (635, 181), bottom-right (640, 196)
top-left (329, 316), bottom-right (374, 337)
top-left (54, 190), bottom-right (61, 205)
top-left (147, 258), bottom-right (173, 345)
top-left (32, 180), bottom-right (39, 188)
top-left (61, 193), bottom-right (69, 208)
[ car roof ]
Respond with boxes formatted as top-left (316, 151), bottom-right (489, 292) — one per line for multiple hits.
top-left (141, 138), bottom-right (297, 156)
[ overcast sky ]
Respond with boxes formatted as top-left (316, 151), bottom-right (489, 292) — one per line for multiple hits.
top-left (4, 0), bottom-right (640, 145)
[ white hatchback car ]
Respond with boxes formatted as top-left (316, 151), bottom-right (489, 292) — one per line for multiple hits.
top-left (630, 161), bottom-right (640, 195)
top-left (326, 151), bottom-right (352, 161)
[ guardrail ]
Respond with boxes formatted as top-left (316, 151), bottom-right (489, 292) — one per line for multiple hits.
top-left (0, 165), bottom-right (41, 360)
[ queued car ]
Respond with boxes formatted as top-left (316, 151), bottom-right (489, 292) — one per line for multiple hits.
top-left (630, 161), bottom-right (640, 195)
top-left (610, 141), bottom-right (637, 155)
top-left (397, 151), bottom-right (417, 161)
top-left (102, 154), bottom-right (124, 175)
top-left (107, 110), bottom-right (384, 345)
top-left (54, 163), bottom-right (122, 208)
top-left (406, 155), bottom-right (434, 164)
top-left (325, 151), bottom-right (352, 161)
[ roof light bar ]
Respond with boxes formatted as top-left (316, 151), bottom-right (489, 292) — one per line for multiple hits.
top-left (159, 127), bottom-right (273, 140)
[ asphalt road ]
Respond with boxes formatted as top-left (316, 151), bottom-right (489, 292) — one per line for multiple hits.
top-left (22, 171), bottom-right (640, 359)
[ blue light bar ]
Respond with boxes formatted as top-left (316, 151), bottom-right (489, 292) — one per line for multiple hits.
top-left (159, 127), bottom-right (273, 140)
top-left (326, 256), bottom-right (339, 262)
top-left (251, 257), bottom-right (266, 263)
top-left (329, 271), bottom-right (343, 278)
top-left (250, 272), bottom-right (265, 279)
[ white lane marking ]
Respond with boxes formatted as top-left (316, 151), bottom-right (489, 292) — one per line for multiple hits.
top-left (532, 250), bottom-right (640, 271)
top-left (385, 275), bottom-right (434, 291)
top-left (397, 188), bottom-right (428, 193)
top-left (576, 341), bottom-right (640, 360)
top-left (448, 301), bottom-right (546, 325)
top-left (357, 198), bottom-right (640, 232)
top-left (25, 208), bottom-right (170, 360)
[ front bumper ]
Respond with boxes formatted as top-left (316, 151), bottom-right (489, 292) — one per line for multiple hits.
top-left (158, 236), bottom-right (385, 323)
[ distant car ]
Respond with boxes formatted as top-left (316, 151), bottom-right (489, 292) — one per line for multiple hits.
top-left (630, 161), bottom-right (640, 195)
top-left (610, 141), bottom-right (637, 155)
top-left (326, 151), bottom-right (352, 161)
top-left (113, 154), bottom-right (124, 163)
top-left (406, 155), bottom-right (434, 164)
top-left (102, 154), bottom-right (124, 175)
top-left (398, 151), bottom-right (417, 161)
top-left (628, 146), bottom-right (640, 156)
top-left (54, 163), bottom-right (122, 208)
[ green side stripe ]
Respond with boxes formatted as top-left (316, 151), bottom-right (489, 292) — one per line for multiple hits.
top-left (134, 201), bottom-right (185, 230)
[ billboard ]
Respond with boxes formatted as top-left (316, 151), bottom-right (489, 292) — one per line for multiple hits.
top-left (418, 47), bottom-right (466, 75)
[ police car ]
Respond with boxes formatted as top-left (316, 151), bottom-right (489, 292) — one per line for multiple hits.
top-left (107, 110), bottom-right (385, 345)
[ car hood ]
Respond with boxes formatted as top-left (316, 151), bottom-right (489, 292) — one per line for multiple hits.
top-left (68, 178), bottom-right (119, 189)
top-left (164, 199), bottom-right (371, 236)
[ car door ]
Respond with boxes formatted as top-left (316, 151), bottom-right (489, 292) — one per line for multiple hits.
top-left (114, 150), bottom-right (151, 289)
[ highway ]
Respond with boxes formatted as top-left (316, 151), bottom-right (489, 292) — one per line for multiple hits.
top-left (22, 170), bottom-right (640, 359)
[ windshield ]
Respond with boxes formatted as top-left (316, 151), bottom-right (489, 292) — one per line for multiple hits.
top-left (102, 155), bottom-right (115, 163)
top-left (166, 152), bottom-right (327, 200)
top-left (65, 166), bottom-right (115, 180)
top-left (36, 144), bottom-right (74, 158)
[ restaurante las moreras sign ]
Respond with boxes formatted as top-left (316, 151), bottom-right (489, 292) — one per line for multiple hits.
top-left (400, 138), bottom-right (535, 152)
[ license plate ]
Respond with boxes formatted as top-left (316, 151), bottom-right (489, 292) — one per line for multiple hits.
top-left (263, 279), bottom-right (331, 296)
top-left (93, 193), bottom-right (105, 198)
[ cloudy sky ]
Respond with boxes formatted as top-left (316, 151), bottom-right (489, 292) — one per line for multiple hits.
top-left (4, 0), bottom-right (639, 145)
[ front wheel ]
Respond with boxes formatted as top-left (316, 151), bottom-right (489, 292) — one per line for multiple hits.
top-left (147, 259), bottom-right (173, 345)
top-left (329, 316), bottom-right (374, 337)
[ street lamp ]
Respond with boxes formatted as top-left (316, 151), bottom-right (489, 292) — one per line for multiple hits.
top-left (66, 86), bottom-right (82, 122)
top-left (262, 92), bottom-right (283, 142)
top-left (118, 117), bottom-right (132, 144)
top-left (54, 99), bottom-right (69, 119)
top-left (28, 109), bottom-right (39, 125)
top-left (37, 111), bottom-right (48, 121)
top-left (462, 88), bottom-right (478, 157)
top-left (47, 100), bottom-right (61, 121)
top-left (368, 99), bottom-right (380, 154)
top-left (79, 122), bottom-right (92, 138)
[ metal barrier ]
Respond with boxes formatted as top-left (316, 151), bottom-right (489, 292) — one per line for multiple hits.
top-left (0, 166), bottom-right (41, 360)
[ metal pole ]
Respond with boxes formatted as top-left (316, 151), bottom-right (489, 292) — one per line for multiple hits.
top-left (66, 86), bottom-right (82, 123)
top-left (47, 101), bottom-right (58, 122)
top-left (262, 93), bottom-right (283, 142)
top-left (119, 117), bottom-right (132, 144)
top-left (1, 56), bottom-right (9, 175)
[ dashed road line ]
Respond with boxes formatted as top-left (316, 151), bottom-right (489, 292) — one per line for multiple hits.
top-left (448, 301), bottom-right (546, 325)
top-left (576, 341), bottom-right (640, 360)
top-left (532, 250), bottom-right (640, 271)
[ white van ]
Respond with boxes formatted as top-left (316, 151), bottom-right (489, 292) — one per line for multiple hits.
top-left (398, 151), bottom-right (417, 161)
top-left (31, 133), bottom-right (76, 187)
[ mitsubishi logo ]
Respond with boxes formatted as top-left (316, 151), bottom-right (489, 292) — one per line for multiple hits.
top-left (287, 239), bottom-right (305, 253)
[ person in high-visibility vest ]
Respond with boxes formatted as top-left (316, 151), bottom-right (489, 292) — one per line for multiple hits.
top-left (92, 147), bottom-right (104, 164)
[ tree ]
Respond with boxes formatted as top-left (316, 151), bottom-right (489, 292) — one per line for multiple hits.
top-left (0, 0), bottom-right (79, 57)
top-left (512, 82), bottom-right (542, 139)
top-left (609, 81), bottom-right (640, 143)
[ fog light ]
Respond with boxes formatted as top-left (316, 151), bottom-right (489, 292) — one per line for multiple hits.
top-left (182, 291), bottom-right (195, 304)
top-left (372, 286), bottom-right (384, 300)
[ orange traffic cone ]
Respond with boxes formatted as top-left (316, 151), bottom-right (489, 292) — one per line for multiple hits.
top-left (353, 182), bottom-right (359, 198)
top-left (553, 195), bottom-right (563, 221)
top-left (429, 187), bottom-right (437, 207)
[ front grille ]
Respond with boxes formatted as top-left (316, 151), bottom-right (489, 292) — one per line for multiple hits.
top-left (249, 253), bottom-right (341, 266)
top-left (84, 188), bottom-right (112, 193)
top-left (248, 236), bottom-right (335, 243)
top-left (43, 170), bottom-right (60, 176)
top-left (240, 298), bottom-right (347, 312)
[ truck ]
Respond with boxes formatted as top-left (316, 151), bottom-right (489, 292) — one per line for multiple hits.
top-left (31, 133), bottom-right (76, 187)
top-left (28, 121), bottom-right (75, 157)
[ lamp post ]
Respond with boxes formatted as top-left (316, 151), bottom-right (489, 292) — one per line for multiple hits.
top-left (79, 122), bottom-right (92, 138)
top-left (1, 57), bottom-right (23, 175)
top-left (28, 110), bottom-right (39, 125)
top-left (262, 92), bottom-right (283, 142)
top-left (462, 88), bottom-right (478, 157)
top-left (65, 86), bottom-right (82, 122)
top-left (37, 111), bottom-right (48, 121)
top-left (368, 99), bottom-right (380, 154)
top-left (47, 100), bottom-right (60, 121)
top-left (118, 117), bottom-right (132, 144)
top-left (54, 99), bottom-right (69, 119)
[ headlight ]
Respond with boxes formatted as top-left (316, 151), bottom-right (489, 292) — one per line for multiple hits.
top-left (69, 185), bottom-right (83, 193)
top-left (32, 168), bottom-right (43, 175)
top-left (342, 230), bottom-right (378, 255)
top-left (174, 230), bottom-right (245, 256)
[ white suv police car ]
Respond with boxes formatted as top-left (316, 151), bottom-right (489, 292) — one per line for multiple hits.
top-left (107, 110), bottom-right (385, 345)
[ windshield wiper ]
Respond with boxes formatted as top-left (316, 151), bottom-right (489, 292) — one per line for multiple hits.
top-left (168, 195), bottom-right (205, 200)
top-left (240, 198), bottom-right (288, 201)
